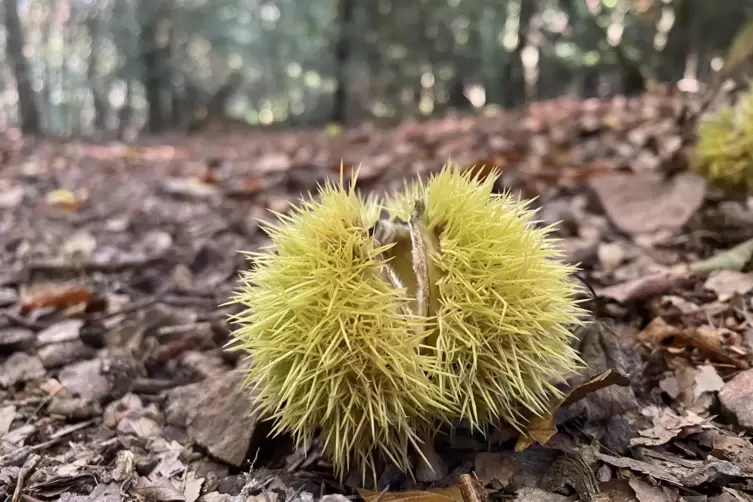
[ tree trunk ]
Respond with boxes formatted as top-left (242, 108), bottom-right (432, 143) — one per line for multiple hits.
top-left (331, 0), bottom-right (354, 123)
top-left (118, 80), bottom-right (134, 140)
top-left (502, 0), bottom-right (534, 108)
top-left (140, 3), bottom-right (168, 133)
top-left (4, 0), bottom-right (40, 134)
top-left (87, 15), bottom-right (108, 132)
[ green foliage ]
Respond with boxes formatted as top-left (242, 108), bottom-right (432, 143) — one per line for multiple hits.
top-left (9, 0), bottom-right (753, 135)
top-left (227, 165), bottom-right (585, 482)
top-left (693, 81), bottom-right (753, 195)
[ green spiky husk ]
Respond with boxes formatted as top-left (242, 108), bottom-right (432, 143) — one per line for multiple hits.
top-left (692, 81), bottom-right (753, 195)
top-left (228, 164), bottom-right (586, 482)
top-left (384, 166), bottom-right (586, 433)
top-left (227, 176), bottom-right (451, 482)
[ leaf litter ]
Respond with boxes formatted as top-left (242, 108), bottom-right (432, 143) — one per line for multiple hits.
top-left (5, 85), bottom-right (753, 502)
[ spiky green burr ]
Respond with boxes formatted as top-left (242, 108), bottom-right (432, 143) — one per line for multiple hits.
top-left (692, 81), bottom-right (753, 195)
top-left (226, 175), bottom-right (450, 481)
top-left (384, 166), bottom-right (586, 434)
top-left (227, 163), bottom-right (586, 483)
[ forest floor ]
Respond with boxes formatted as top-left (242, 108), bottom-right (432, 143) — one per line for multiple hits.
top-left (3, 90), bottom-right (753, 502)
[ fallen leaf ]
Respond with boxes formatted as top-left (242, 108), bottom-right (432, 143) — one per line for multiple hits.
top-left (628, 478), bottom-right (676, 502)
top-left (58, 358), bottom-right (111, 401)
top-left (596, 268), bottom-right (693, 303)
top-left (515, 369), bottom-right (631, 451)
top-left (694, 364), bottom-right (725, 399)
top-left (62, 231), bottom-right (98, 259)
top-left (474, 453), bottom-right (517, 486)
top-left (707, 430), bottom-right (753, 476)
top-left (631, 405), bottom-right (708, 447)
top-left (704, 270), bottom-right (753, 301)
top-left (359, 487), bottom-right (464, 502)
top-left (36, 319), bottom-right (84, 345)
top-left (0, 184), bottom-right (23, 208)
top-left (161, 177), bottom-right (221, 199)
top-left (0, 327), bottom-right (34, 351)
top-left (165, 370), bottom-right (260, 467)
top-left (511, 488), bottom-right (569, 502)
top-left (458, 474), bottom-right (486, 502)
top-left (184, 475), bottom-right (204, 502)
top-left (53, 482), bottom-right (122, 502)
top-left (0, 404), bottom-right (17, 435)
top-left (690, 238), bottom-right (753, 273)
top-left (0, 352), bottom-right (45, 387)
top-left (44, 188), bottom-right (86, 211)
top-left (588, 172), bottom-right (706, 234)
top-left (598, 242), bottom-right (627, 271)
top-left (635, 318), bottom-right (748, 368)
top-left (19, 283), bottom-right (92, 315)
top-left (256, 153), bottom-right (292, 174)
top-left (594, 452), bottom-right (682, 486)
top-left (714, 488), bottom-right (753, 502)
top-left (134, 476), bottom-right (186, 501)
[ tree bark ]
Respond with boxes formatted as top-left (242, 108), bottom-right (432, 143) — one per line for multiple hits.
top-left (87, 15), bottom-right (108, 133)
top-left (331, 0), bottom-right (354, 123)
top-left (4, 0), bottom-right (40, 134)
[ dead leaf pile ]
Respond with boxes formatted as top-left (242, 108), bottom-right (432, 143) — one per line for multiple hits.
top-left (3, 87), bottom-right (753, 502)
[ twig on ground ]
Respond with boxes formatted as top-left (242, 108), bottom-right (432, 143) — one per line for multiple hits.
top-left (25, 254), bottom-right (165, 275)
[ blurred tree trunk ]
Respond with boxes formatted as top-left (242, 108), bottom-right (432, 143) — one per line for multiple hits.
top-left (62, 3), bottom-right (75, 136)
top-left (43, 8), bottom-right (54, 131)
top-left (140, 3), bottom-right (169, 132)
top-left (502, 0), bottom-right (534, 107)
top-left (4, 0), bottom-right (41, 134)
top-left (169, 26), bottom-right (185, 128)
top-left (331, 0), bottom-right (354, 123)
top-left (480, 8), bottom-right (504, 105)
top-left (86, 15), bottom-right (108, 132)
top-left (659, 0), bottom-right (692, 83)
top-left (118, 80), bottom-right (134, 140)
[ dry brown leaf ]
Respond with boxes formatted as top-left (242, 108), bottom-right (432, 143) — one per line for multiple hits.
top-left (596, 268), bottom-right (693, 303)
top-left (631, 405), bottom-right (709, 447)
top-left (0, 184), bottom-right (24, 208)
top-left (161, 177), bottom-right (221, 199)
top-left (19, 283), bottom-right (92, 315)
top-left (628, 478), bottom-right (677, 502)
top-left (635, 318), bottom-right (749, 369)
top-left (458, 473), bottom-right (487, 502)
top-left (243, 177), bottom-right (264, 192)
top-left (256, 152), bottom-right (292, 174)
top-left (359, 486), bottom-right (464, 502)
top-left (514, 369), bottom-right (630, 451)
top-left (474, 453), bottom-right (518, 487)
top-left (44, 188), bottom-right (87, 211)
top-left (565, 161), bottom-right (617, 182)
top-left (594, 452), bottom-right (682, 487)
top-left (693, 364), bottom-right (725, 400)
top-left (197, 170), bottom-right (219, 185)
top-left (710, 435), bottom-right (753, 477)
top-left (588, 172), bottom-right (706, 235)
top-left (704, 270), bottom-right (753, 301)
